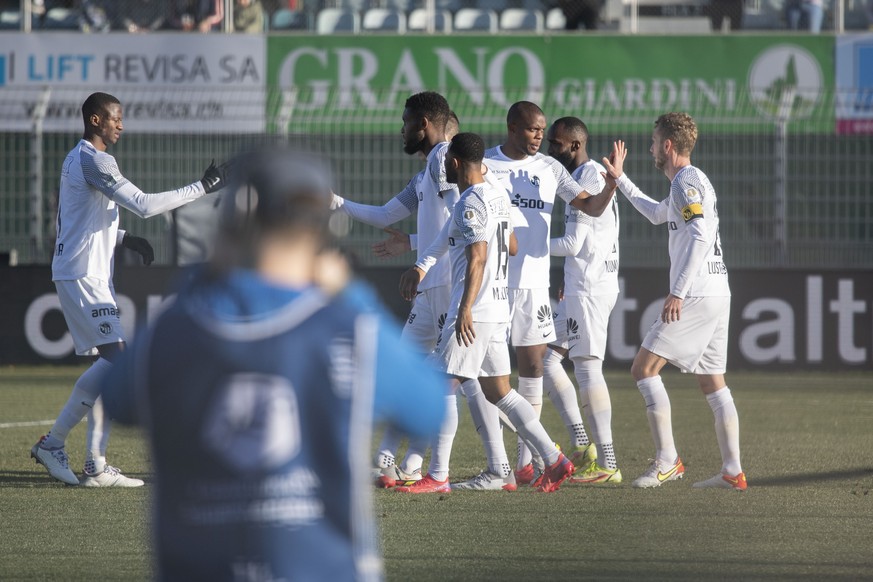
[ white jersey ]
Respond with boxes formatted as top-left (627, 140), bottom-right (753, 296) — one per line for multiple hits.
top-left (52, 139), bottom-right (204, 282)
top-left (483, 146), bottom-right (581, 290)
top-left (398, 142), bottom-right (459, 292)
top-left (446, 182), bottom-right (512, 323)
top-left (552, 160), bottom-right (620, 297)
top-left (666, 166), bottom-right (730, 298)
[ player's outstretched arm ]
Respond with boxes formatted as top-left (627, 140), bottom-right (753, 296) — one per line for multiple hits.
top-left (108, 160), bottom-right (228, 219)
top-left (332, 177), bottom-right (416, 229)
top-left (601, 141), bottom-right (669, 225)
top-left (550, 211), bottom-right (590, 257)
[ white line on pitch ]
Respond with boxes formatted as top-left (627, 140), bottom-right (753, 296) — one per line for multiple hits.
top-left (0, 420), bottom-right (55, 429)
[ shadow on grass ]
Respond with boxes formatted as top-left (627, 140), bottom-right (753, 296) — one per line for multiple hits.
top-left (752, 467), bottom-right (873, 487)
top-left (0, 470), bottom-right (151, 487)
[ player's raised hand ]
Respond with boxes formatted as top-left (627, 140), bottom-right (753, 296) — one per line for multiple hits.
top-left (399, 266), bottom-right (424, 301)
top-left (372, 227), bottom-right (411, 259)
top-left (602, 140), bottom-right (627, 180)
top-left (201, 159), bottom-right (230, 194)
top-left (121, 233), bottom-right (154, 266)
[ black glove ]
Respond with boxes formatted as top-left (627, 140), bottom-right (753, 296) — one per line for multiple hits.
top-left (122, 233), bottom-right (154, 266)
top-left (201, 159), bottom-right (228, 194)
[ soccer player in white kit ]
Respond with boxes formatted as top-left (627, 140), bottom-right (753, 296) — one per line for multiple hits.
top-left (482, 102), bottom-right (619, 484)
top-left (397, 132), bottom-right (575, 494)
top-left (30, 92), bottom-right (226, 486)
top-left (545, 117), bottom-right (623, 484)
top-left (602, 112), bottom-right (746, 491)
top-left (330, 93), bottom-right (465, 488)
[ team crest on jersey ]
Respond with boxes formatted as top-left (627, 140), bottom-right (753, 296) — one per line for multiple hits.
top-left (531, 176), bottom-right (540, 187)
top-left (98, 322), bottom-right (112, 335)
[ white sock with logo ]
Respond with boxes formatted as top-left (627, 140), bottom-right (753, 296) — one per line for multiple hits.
top-left (516, 377), bottom-right (542, 469)
top-left (706, 387), bottom-right (742, 476)
top-left (543, 349), bottom-right (588, 448)
top-left (636, 375), bottom-right (678, 467)
top-left (427, 393), bottom-right (458, 482)
top-left (44, 358), bottom-right (112, 450)
top-left (496, 390), bottom-right (559, 466)
top-left (574, 357), bottom-right (616, 469)
top-left (374, 427), bottom-right (401, 468)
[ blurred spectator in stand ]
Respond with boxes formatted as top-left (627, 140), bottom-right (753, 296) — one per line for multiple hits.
top-left (866, 0), bottom-right (873, 29)
top-left (110, 0), bottom-right (167, 32)
top-left (708, 0), bottom-right (743, 30)
top-left (786, 0), bottom-right (824, 32)
top-left (558, 0), bottom-right (604, 29)
top-left (234, 0), bottom-right (264, 32)
top-left (169, 0), bottom-right (223, 32)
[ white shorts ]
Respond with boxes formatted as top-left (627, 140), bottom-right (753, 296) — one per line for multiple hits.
top-left (55, 277), bottom-right (126, 356)
top-left (641, 295), bottom-right (730, 374)
top-left (401, 285), bottom-right (451, 353)
top-left (552, 293), bottom-right (618, 360)
top-left (431, 319), bottom-right (511, 379)
top-left (509, 287), bottom-right (556, 347)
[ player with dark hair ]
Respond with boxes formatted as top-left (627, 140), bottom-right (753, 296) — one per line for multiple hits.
top-left (100, 146), bottom-right (447, 580)
top-left (331, 92), bottom-right (476, 489)
top-left (546, 116), bottom-right (623, 484)
top-left (399, 132), bottom-right (574, 493)
top-left (603, 112), bottom-right (746, 491)
top-left (30, 91), bottom-right (226, 487)
top-left (483, 101), bottom-right (618, 485)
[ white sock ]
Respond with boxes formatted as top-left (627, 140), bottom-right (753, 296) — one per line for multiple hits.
top-left (461, 379), bottom-right (511, 478)
top-left (574, 357), bottom-right (615, 466)
top-left (496, 390), bottom-right (559, 466)
top-left (85, 396), bottom-right (110, 474)
top-left (707, 387), bottom-right (742, 476)
top-left (427, 393), bottom-right (458, 481)
top-left (516, 377), bottom-right (543, 469)
top-left (544, 349), bottom-right (588, 448)
top-left (44, 358), bottom-right (112, 449)
top-left (400, 440), bottom-right (425, 475)
top-left (637, 375), bottom-right (678, 467)
top-left (375, 427), bottom-right (401, 468)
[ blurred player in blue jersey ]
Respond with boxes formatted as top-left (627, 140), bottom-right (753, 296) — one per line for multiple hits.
top-left (100, 146), bottom-right (447, 581)
top-left (31, 91), bottom-right (226, 487)
top-left (603, 113), bottom-right (746, 491)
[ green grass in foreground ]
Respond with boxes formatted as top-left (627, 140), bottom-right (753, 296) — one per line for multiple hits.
top-left (1, 366), bottom-right (872, 581)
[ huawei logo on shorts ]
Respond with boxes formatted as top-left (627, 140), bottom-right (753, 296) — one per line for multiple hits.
top-left (567, 318), bottom-right (579, 335)
top-left (438, 313), bottom-right (447, 331)
top-left (536, 305), bottom-right (551, 323)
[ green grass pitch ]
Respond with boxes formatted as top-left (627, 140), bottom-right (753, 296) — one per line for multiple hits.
top-left (1, 366), bottom-right (871, 580)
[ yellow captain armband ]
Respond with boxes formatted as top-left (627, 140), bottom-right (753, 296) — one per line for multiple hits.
top-left (681, 202), bottom-right (704, 222)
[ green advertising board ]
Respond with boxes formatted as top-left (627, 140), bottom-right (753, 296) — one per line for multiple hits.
top-left (266, 35), bottom-right (834, 134)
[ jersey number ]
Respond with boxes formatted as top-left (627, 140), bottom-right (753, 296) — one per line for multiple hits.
top-left (495, 221), bottom-right (509, 281)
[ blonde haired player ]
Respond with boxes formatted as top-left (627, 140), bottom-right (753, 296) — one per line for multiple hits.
top-left (602, 112), bottom-right (746, 491)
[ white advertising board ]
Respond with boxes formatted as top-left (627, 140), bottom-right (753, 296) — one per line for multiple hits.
top-left (0, 33), bottom-right (265, 133)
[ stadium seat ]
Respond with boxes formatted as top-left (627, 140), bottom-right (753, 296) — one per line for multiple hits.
top-left (545, 7), bottom-right (566, 29)
top-left (407, 8), bottom-right (452, 31)
top-left (271, 8), bottom-right (308, 30)
top-left (499, 8), bottom-right (543, 31)
top-left (0, 10), bottom-right (21, 30)
top-left (42, 7), bottom-right (81, 30)
top-left (520, 0), bottom-right (548, 9)
top-left (316, 8), bottom-right (360, 33)
top-left (453, 8), bottom-right (498, 32)
top-left (383, 0), bottom-right (415, 11)
top-left (435, 0), bottom-right (463, 12)
top-left (332, 0), bottom-right (370, 12)
top-left (476, 0), bottom-right (508, 12)
top-left (362, 8), bottom-right (406, 32)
